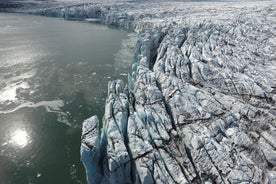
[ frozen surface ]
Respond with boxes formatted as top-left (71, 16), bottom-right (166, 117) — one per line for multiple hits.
top-left (2, 0), bottom-right (275, 183)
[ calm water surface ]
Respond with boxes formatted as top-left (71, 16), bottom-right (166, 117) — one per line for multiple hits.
top-left (0, 13), bottom-right (134, 184)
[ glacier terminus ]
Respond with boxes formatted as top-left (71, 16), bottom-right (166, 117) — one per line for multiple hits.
top-left (1, 0), bottom-right (275, 183)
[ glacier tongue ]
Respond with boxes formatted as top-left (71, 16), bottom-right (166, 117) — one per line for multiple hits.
top-left (80, 2), bottom-right (275, 181)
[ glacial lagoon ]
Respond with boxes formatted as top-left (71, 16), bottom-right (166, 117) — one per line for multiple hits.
top-left (0, 13), bottom-right (134, 183)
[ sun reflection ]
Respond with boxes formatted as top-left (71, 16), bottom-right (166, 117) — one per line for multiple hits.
top-left (11, 129), bottom-right (29, 148)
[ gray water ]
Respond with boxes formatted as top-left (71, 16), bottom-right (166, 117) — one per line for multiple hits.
top-left (0, 13), bottom-right (135, 184)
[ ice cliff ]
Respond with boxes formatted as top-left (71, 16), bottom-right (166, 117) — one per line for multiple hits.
top-left (3, 0), bottom-right (275, 183)
top-left (79, 1), bottom-right (276, 183)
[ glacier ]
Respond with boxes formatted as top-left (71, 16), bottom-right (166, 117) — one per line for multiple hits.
top-left (2, 0), bottom-right (275, 183)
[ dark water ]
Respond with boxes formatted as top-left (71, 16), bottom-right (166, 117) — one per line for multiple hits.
top-left (0, 13), bottom-right (134, 184)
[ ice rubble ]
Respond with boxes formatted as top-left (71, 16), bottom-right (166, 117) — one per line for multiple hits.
top-left (3, 0), bottom-right (275, 183)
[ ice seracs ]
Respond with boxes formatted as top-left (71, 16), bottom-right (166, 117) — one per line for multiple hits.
top-left (77, 1), bottom-right (275, 182)
top-left (81, 116), bottom-right (101, 184)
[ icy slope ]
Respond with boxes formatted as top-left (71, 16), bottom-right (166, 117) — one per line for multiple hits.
top-left (2, 0), bottom-right (275, 183)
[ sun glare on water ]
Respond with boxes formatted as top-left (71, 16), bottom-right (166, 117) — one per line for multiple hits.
top-left (11, 129), bottom-right (30, 148)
